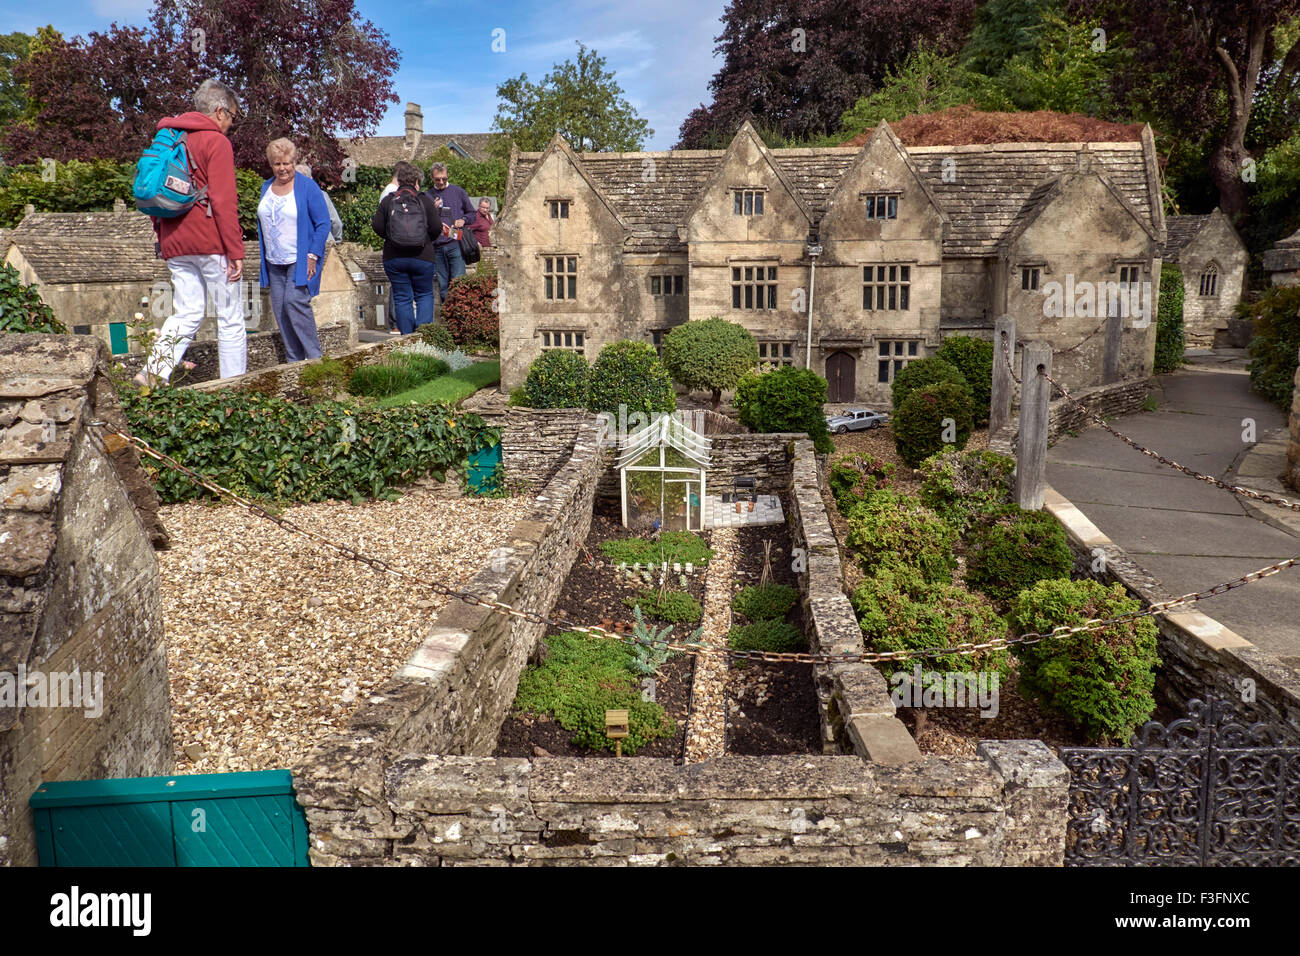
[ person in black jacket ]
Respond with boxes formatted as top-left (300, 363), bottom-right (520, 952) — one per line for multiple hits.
top-left (370, 161), bottom-right (441, 334)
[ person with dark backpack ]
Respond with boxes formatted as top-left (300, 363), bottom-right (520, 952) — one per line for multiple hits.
top-left (370, 161), bottom-right (440, 334)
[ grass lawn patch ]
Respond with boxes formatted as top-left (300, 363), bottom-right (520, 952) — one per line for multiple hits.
top-left (378, 360), bottom-right (501, 408)
top-left (600, 531), bottom-right (713, 567)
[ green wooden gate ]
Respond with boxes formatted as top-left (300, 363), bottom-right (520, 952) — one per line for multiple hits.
top-left (30, 770), bottom-right (310, 867)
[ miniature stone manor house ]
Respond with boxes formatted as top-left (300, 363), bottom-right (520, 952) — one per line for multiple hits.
top-left (496, 120), bottom-right (1165, 405)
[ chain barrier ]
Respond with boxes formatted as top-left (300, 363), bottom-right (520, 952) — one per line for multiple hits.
top-left (90, 420), bottom-right (1297, 667)
top-left (1000, 335), bottom-right (1300, 514)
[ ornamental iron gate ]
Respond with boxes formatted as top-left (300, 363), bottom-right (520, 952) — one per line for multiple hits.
top-left (1061, 698), bottom-right (1300, 866)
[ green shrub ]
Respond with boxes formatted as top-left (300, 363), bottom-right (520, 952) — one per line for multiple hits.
top-left (828, 453), bottom-right (896, 515)
top-left (966, 508), bottom-right (1073, 603)
top-left (626, 606), bottom-right (701, 675)
top-left (298, 358), bottom-right (350, 401)
top-left (1009, 579), bottom-right (1160, 744)
top-left (523, 349), bottom-right (590, 408)
top-left (507, 385), bottom-right (532, 407)
top-left (512, 631), bottom-right (675, 754)
top-left (1244, 285), bottom-right (1300, 411)
top-left (935, 336), bottom-right (994, 423)
top-left (586, 340), bottom-right (676, 417)
top-left (419, 323), bottom-right (458, 351)
top-left (440, 272), bottom-right (499, 351)
top-left (393, 352), bottom-right (451, 381)
top-left (0, 264), bottom-right (67, 333)
top-left (893, 382), bottom-right (975, 467)
top-left (733, 365), bottom-right (832, 454)
top-left (918, 448), bottom-right (1016, 531)
top-left (844, 493), bottom-right (957, 583)
top-left (625, 589), bottom-right (702, 623)
top-left (852, 568), bottom-right (1010, 675)
top-left (600, 531), bottom-right (712, 567)
top-left (1154, 264), bottom-right (1185, 374)
top-left (348, 352), bottom-right (449, 398)
top-left (728, 619), bottom-right (806, 653)
top-left (890, 355), bottom-right (970, 411)
top-left (118, 387), bottom-right (498, 504)
top-left (732, 584), bottom-right (799, 621)
top-left (661, 317), bottom-right (758, 408)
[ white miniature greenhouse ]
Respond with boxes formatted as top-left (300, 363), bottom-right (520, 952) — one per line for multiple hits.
top-left (616, 415), bottom-right (712, 532)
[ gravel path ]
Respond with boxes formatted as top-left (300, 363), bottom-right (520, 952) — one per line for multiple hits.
top-left (683, 528), bottom-right (736, 763)
top-left (156, 485), bottom-right (532, 773)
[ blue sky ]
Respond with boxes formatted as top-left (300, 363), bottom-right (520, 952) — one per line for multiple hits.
top-left (0, 0), bottom-right (730, 149)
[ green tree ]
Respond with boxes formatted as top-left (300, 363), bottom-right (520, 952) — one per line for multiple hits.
top-left (993, 10), bottom-right (1119, 115)
top-left (733, 366), bottom-right (832, 454)
top-left (960, 0), bottom-right (1062, 75)
top-left (586, 340), bottom-right (675, 417)
top-left (0, 31), bottom-right (32, 131)
top-left (661, 317), bottom-right (759, 410)
top-left (492, 43), bottom-right (652, 153)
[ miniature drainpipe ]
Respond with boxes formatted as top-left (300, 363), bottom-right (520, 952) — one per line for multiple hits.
top-left (804, 224), bottom-right (822, 370)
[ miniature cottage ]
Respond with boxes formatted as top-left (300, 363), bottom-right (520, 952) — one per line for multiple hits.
top-left (1161, 211), bottom-right (1248, 347)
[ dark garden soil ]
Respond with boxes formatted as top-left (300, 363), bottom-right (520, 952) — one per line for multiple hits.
top-left (493, 512), bottom-right (705, 761)
top-left (726, 510), bottom-right (822, 755)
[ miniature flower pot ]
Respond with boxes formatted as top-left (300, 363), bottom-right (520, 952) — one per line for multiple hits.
top-left (735, 501), bottom-right (743, 514)
top-left (748, 500), bottom-right (755, 512)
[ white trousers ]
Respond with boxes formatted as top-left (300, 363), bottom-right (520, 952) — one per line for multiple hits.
top-left (144, 254), bottom-right (246, 381)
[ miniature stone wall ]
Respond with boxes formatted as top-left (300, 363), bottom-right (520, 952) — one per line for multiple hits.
top-left (296, 745), bottom-right (1067, 866)
top-left (0, 335), bottom-right (172, 866)
top-left (1045, 488), bottom-right (1300, 740)
top-left (116, 321), bottom-right (354, 386)
top-left (989, 378), bottom-right (1150, 454)
top-left (1287, 361), bottom-right (1300, 493)
top-left (189, 332), bottom-right (410, 400)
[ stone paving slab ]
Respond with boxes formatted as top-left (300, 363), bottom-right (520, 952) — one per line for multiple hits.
top-left (1046, 461), bottom-right (1249, 516)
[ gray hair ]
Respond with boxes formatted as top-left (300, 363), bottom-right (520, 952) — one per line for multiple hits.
top-left (194, 79), bottom-right (239, 117)
top-left (295, 163), bottom-right (312, 177)
top-left (429, 162), bottom-right (448, 176)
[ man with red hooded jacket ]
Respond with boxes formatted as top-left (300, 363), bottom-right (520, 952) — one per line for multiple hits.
top-left (138, 79), bottom-right (246, 385)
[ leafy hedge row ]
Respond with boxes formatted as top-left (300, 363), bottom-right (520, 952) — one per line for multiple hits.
top-left (119, 386), bottom-right (499, 504)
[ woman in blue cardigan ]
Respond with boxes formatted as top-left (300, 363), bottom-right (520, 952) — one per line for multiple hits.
top-left (258, 138), bottom-right (332, 362)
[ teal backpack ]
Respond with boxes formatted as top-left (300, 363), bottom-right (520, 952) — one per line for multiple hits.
top-left (133, 128), bottom-right (210, 218)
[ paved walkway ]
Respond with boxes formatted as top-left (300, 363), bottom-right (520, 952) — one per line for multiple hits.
top-left (1046, 362), bottom-right (1300, 668)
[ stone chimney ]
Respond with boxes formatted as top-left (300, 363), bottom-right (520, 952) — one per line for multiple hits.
top-left (404, 102), bottom-right (423, 152)
top-left (113, 198), bottom-right (126, 217)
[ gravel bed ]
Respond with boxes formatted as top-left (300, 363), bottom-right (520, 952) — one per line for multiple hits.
top-left (156, 485), bottom-right (533, 773)
top-left (683, 528), bottom-right (736, 763)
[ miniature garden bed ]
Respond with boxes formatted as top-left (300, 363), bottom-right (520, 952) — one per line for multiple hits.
top-left (825, 432), bottom-right (1162, 756)
top-left (727, 513), bottom-right (821, 755)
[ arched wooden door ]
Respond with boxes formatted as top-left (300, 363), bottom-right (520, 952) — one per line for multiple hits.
top-left (826, 351), bottom-right (856, 403)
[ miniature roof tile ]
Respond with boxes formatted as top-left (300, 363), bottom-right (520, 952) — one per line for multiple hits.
top-left (1161, 215), bottom-right (1209, 263)
top-left (340, 132), bottom-right (497, 167)
top-left (508, 140), bottom-right (1156, 258)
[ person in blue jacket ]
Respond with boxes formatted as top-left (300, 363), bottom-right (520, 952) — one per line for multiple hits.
top-left (257, 138), bottom-right (332, 362)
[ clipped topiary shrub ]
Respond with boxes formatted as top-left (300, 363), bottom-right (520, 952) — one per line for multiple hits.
top-left (733, 365), bottom-right (832, 454)
top-left (1244, 284), bottom-right (1300, 411)
top-left (966, 508), bottom-right (1074, 604)
top-left (1154, 264), bottom-right (1185, 374)
top-left (828, 453), bottom-right (896, 515)
top-left (728, 619), bottom-right (806, 653)
top-left (852, 567), bottom-right (1010, 675)
top-left (661, 316), bottom-right (759, 409)
top-left (918, 447), bottom-right (1016, 532)
top-left (1009, 578), bottom-right (1160, 744)
top-left (586, 340), bottom-right (676, 417)
top-left (523, 348), bottom-right (590, 408)
top-left (0, 264), bottom-right (67, 333)
top-left (731, 583), bottom-right (799, 621)
top-left (625, 589), bottom-right (702, 623)
top-left (845, 492), bottom-right (957, 583)
top-left (512, 631), bottom-right (675, 754)
top-left (440, 272), bottom-right (499, 350)
top-left (890, 355), bottom-right (970, 411)
top-left (935, 336), bottom-right (994, 423)
top-left (893, 382), bottom-right (975, 467)
top-left (419, 322), bottom-right (458, 351)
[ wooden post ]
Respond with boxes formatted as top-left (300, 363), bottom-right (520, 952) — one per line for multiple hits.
top-left (1102, 301), bottom-right (1124, 384)
top-left (1016, 342), bottom-right (1052, 510)
top-left (990, 316), bottom-right (1016, 435)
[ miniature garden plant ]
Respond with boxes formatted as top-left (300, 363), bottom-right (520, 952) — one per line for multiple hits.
top-left (728, 619), bottom-right (805, 654)
top-left (600, 531), bottom-right (713, 567)
top-left (625, 589), bottom-right (702, 623)
top-left (731, 584), bottom-right (799, 621)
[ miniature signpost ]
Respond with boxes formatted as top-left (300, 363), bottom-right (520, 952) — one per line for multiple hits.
top-left (606, 710), bottom-right (629, 757)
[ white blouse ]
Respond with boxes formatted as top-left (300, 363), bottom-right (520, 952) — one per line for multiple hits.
top-left (259, 186), bottom-right (298, 265)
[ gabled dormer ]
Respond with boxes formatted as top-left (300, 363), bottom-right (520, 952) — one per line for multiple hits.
top-left (683, 121), bottom-right (813, 244)
top-left (496, 133), bottom-right (627, 250)
top-left (820, 120), bottom-right (947, 246)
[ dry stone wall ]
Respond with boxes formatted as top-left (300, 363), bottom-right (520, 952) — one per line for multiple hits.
top-left (1287, 362), bottom-right (1300, 493)
top-left (989, 378), bottom-right (1150, 454)
top-left (297, 746), bottom-right (1066, 866)
top-left (0, 334), bottom-right (172, 867)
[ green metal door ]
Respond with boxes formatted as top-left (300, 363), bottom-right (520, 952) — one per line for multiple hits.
top-left (30, 770), bottom-right (310, 867)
